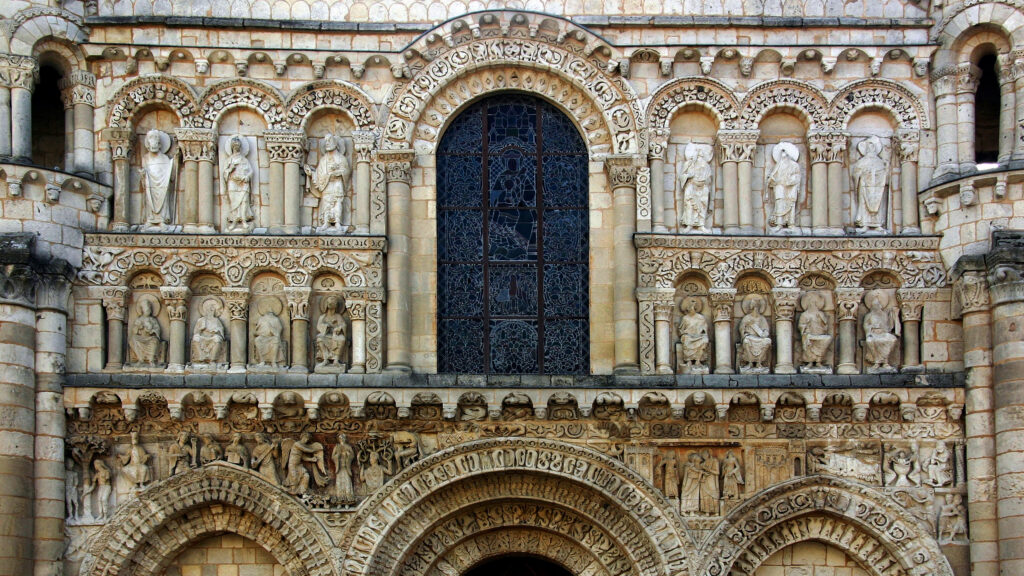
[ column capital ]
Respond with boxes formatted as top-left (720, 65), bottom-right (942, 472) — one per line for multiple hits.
top-left (346, 298), bottom-right (367, 320)
top-left (160, 286), bottom-right (190, 322)
top-left (834, 287), bottom-right (864, 321)
top-left (352, 130), bottom-right (376, 163)
top-left (101, 286), bottom-right (129, 320)
top-left (264, 129), bottom-right (306, 163)
top-left (222, 287), bottom-right (251, 320)
top-left (0, 53), bottom-right (38, 90)
top-left (955, 62), bottom-right (981, 94)
top-left (653, 302), bottom-right (674, 322)
top-left (648, 128), bottom-right (669, 160)
top-left (378, 149), bottom-right (415, 184)
top-left (58, 69), bottom-right (96, 107)
top-left (709, 288), bottom-right (737, 322)
top-left (717, 130), bottom-right (759, 162)
top-left (896, 288), bottom-right (933, 322)
top-left (103, 128), bottom-right (134, 160)
top-left (174, 128), bottom-right (218, 162)
top-left (985, 231), bottom-right (1024, 306)
top-left (807, 131), bottom-right (848, 164)
top-left (604, 154), bottom-right (643, 187)
top-left (36, 260), bottom-right (75, 313)
top-left (952, 255), bottom-right (991, 315)
top-left (772, 287), bottom-right (800, 320)
top-left (929, 64), bottom-right (960, 97)
top-left (284, 286), bottom-right (312, 320)
top-left (895, 130), bottom-right (921, 163)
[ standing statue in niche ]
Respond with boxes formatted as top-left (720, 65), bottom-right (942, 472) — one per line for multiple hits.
top-left (118, 431), bottom-right (151, 490)
top-left (252, 299), bottom-right (287, 369)
top-left (140, 129), bottom-right (176, 230)
top-left (221, 135), bottom-right (255, 233)
top-left (305, 134), bottom-right (353, 234)
top-left (315, 295), bottom-right (348, 371)
top-left (676, 143), bottom-right (713, 232)
top-left (191, 298), bottom-right (226, 366)
top-left (283, 432), bottom-right (329, 495)
top-left (128, 296), bottom-right (165, 367)
top-left (721, 451), bottom-right (744, 500)
top-left (677, 298), bottom-right (710, 374)
top-left (863, 291), bottom-right (900, 374)
top-left (767, 142), bottom-right (802, 230)
top-left (798, 292), bottom-right (833, 373)
top-left (853, 136), bottom-right (890, 233)
top-left (738, 294), bottom-right (772, 374)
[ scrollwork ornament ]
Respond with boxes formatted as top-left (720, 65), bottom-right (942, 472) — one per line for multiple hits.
top-left (956, 271), bottom-right (990, 314)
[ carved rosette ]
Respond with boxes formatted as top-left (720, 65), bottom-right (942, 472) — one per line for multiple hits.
top-left (807, 131), bottom-right (847, 164)
top-left (834, 287), bottom-right (864, 322)
top-left (264, 130), bottom-right (306, 163)
top-left (717, 130), bottom-right (759, 163)
top-left (160, 286), bottom-right (190, 322)
top-left (101, 286), bottom-right (129, 321)
top-left (174, 128), bottom-right (217, 162)
top-left (772, 288), bottom-right (800, 321)
top-left (285, 287), bottom-right (311, 321)
top-left (709, 288), bottom-right (737, 322)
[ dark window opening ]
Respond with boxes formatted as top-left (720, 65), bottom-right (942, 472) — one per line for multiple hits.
top-left (463, 555), bottom-right (574, 576)
top-left (975, 53), bottom-right (1000, 164)
top-left (31, 64), bottom-right (66, 168)
top-left (436, 94), bottom-right (589, 374)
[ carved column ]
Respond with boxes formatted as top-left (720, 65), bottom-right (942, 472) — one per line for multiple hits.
top-left (223, 288), bottom-right (249, 372)
top-left (353, 131), bottom-right (374, 234)
top-left (606, 156), bottom-right (640, 374)
top-left (177, 129), bottom-right (216, 233)
top-left (718, 131), bottom-right (757, 233)
top-left (104, 129), bottom-right (133, 232)
top-left (654, 301), bottom-right (674, 374)
top-left (0, 60), bottom-right (11, 156)
top-left (953, 258), bottom-right (999, 576)
top-left (932, 67), bottom-right (960, 177)
top-left (824, 133), bottom-right (847, 231)
top-left (265, 130), bottom-right (305, 233)
top-left (710, 288), bottom-right (736, 374)
top-left (7, 56), bottom-right (36, 161)
top-left (807, 132), bottom-right (831, 232)
top-left (101, 287), bottom-right (128, 369)
top-left (58, 70), bottom-right (96, 176)
top-left (986, 234), bottom-right (1024, 575)
top-left (772, 288), bottom-right (799, 374)
top-left (955, 62), bottom-right (981, 172)
top-left (174, 130), bottom-right (201, 233)
top-left (33, 266), bottom-right (72, 576)
top-left (998, 54), bottom-right (1016, 164)
top-left (348, 299), bottom-right (367, 374)
top-left (285, 287), bottom-right (310, 372)
top-left (835, 287), bottom-right (863, 374)
top-left (59, 78), bottom-right (74, 171)
top-left (381, 150), bottom-right (414, 373)
top-left (649, 131), bottom-right (669, 232)
top-left (1014, 51), bottom-right (1024, 160)
top-left (896, 131), bottom-right (920, 234)
top-left (897, 288), bottom-right (929, 372)
top-left (0, 249), bottom-right (39, 576)
top-left (161, 287), bottom-right (189, 372)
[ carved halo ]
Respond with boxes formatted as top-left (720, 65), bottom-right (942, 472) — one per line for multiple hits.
top-left (865, 290), bottom-right (888, 310)
top-left (200, 297), bottom-right (223, 316)
top-left (320, 293), bottom-right (346, 314)
top-left (136, 293), bottom-right (162, 315)
top-left (772, 141), bottom-right (800, 163)
top-left (681, 296), bottom-right (703, 314)
top-left (741, 292), bottom-right (768, 315)
top-left (857, 135), bottom-right (882, 157)
top-left (144, 129), bottom-right (173, 155)
top-left (255, 296), bottom-right (283, 316)
top-left (225, 134), bottom-right (250, 156)
top-left (800, 291), bottom-right (825, 312)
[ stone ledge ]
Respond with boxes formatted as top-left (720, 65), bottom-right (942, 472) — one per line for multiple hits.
top-left (66, 371), bottom-right (964, 389)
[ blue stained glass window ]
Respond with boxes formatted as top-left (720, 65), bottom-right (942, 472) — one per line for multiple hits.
top-left (438, 94), bottom-right (588, 374)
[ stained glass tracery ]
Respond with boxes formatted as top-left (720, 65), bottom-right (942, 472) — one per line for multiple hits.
top-left (437, 95), bottom-right (589, 374)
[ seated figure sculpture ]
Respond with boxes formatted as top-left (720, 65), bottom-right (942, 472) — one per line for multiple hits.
top-left (737, 294), bottom-right (772, 374)
top-left (676, 298), bottom-right (709, 374)
top-left (315, 295), bottom-right (348, 371)
top-left (863, 291), bottom-right (899, 373)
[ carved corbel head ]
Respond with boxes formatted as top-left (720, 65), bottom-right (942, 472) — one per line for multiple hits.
top-left (923, 195), bottom-right (941, 217)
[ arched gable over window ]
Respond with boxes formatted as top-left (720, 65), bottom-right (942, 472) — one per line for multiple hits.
top-left (437, 94), bottom-right (589, 374)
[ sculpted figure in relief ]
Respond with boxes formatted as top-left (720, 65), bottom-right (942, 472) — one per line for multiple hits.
top-left (141, 129), bottom-right (176, 230)
top-left (283, 432), bottom-right (329, 495)
top-left (82, 459), bottom-right (112, 520)
top-left (677, 298), bottom-right (709, 374)
top-left (191, 298), bottom-right (226, 366)
top-left (118, 431), bottom-right (151, 489)
top-left (200, 434), bottom-right (223, 465)
top-left (167, 430), bottom-right (196, 476)
top-left (676, 143), bottom-right (713, 232)
top-left (939, 494), bottom-right (968, 543)
top-left (65, 460), bottom-right (80, 520)
top-left (853, 136), bottom-right (889, 232)
top-left (767, 142), bottom-right (802, 229)
top-left (221, 135), bottom-right (255, 233)
top-left (333, 433), bottom-right (355, 502)
top-left (361, 449), bottom-right (395, 493)
top-left (863, 291), bottom-right (900, 374)
top-left (738, 294), bottom-right (772, 374)
top-left (885, 447), bottom-right (920, 487)
top-left (253, 299), bottom-right (287, 368)
top-left (315, 295), bottom-right (348, 371)
top-left (699, 450), bottom-right (720, 516)
top-left (679, 452), bottom-right (703, 514)
top-left (251, 434), bottom-right (280, 485)
top-left (660, 452), bottom-right (680, 499)
top-left (129, 296), bottom-right (165, 367)
top-left (721, 450), bottom-right (744, 499)
top-left (306, 134), bottom-right (353, 234)
top-left (225, 433), bottom-right (249, 468)
top-left (926, 442), bottom-right (953, 487)
top-left (798, 293), bottom-right (833, 373)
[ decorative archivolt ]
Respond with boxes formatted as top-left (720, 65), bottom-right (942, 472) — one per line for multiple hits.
top-left (697, 475), bottom-right (954, 576)
top-left (106, 75), bottom-right (199, 129)
top-left (79, 463), bottom-right (338, 576)
top-left (635, 236), bottom-right (946, 290)
top-left (384, 30), bottom-right (644, 154)
top-left (3, 7), bottom-right (89, 55)
top-left (738, 79), bottom-right (828, 130)
top-left (828, 79), bottom-right (929, 131)
top-left (424, 528), bottom-right (612, 576)
top-left (931, 1), bottom-right (1024, 45)
top-left (195, 78), bottom-right (286, 129)
top-left (79, 234), bottom-right (386, 290)
top-left (338, 437), bottom-right (692, 576)
top-left (282, 79), bottom-right (377, 131)
top-left (646, 77), bottom-right (741, 133)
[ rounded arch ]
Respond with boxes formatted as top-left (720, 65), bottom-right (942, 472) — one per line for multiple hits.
top-left (338, 437), bottom-right (693, 576)
top-left (195, 78), bottom-right (285, 130)
top-left (32, 38), bottom-right (85, 75)
top-left (738, 80), bottom-right (827, 130)
top-left (932, 2), bottom-right (1024, 46)
top-left (431, 529), bottom-right (604, 576)
top-left (382, 37), bottom-right (642, 155)
top-left (828, 79), bottom-right (929, 131)
top-left (647, 77), bottom-right (741, 134)
top-left (79, 463), bottom-right (338, 576)
top-left (6, 7), bottom-right (89, 55)
top-left (106, 75), bottom-right (199, 130)
top-left (283, 79), bottom-right (378, 131)
top-left (697, 475), bottom-right (953, 576)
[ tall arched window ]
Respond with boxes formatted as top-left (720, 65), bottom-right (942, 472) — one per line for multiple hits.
top-left (437, 94), bottom-right (589, 374)
top-left (975, 52), bottom-right (1000, 164)
top-left (32, 64), bottom-right (66, 168)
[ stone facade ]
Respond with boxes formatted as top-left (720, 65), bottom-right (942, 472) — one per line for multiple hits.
top-left (0, 1), bottom-right (1022, 575)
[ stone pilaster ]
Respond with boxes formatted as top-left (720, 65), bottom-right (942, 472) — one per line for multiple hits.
top-left (285, 287), bottom-right (311, 372)
top-left (264, 130), bottom-right (306, 233)
top-left (835, 287), bottom-right (864, 374)
top-left (103, 128), bottom-right (134, 232)
top-left (175, 129), bottom-right (217, 233)
top-left (101, 286), bottom-right (128, 369)
top-left (653, 301), bottom-right (674, 375)
top-left (953, 256), bottom-right (999, 576)
top-left (955, 62), bottom-right (981, 172)
top-left (380, 149), bottom-right (414, 373)
top-left (648, 130), bottom-right (669, 232)
top-left (897, 288), bottom-right (931, 372)
top-left (772, 288), bottom-right (799, 374)
top-left (0, 54), bottom-right (37, 161)
top-left (348, 299), bottom-right (367, 374)
top-left (160, 287), bottom-right (190, 372)
top-left (709, 288), bottom-right (736, 374)
top-left (223, 288), bottom-right (249, 372)
top-left (352, 130), bottom-right (375, 234)
top-left (931, 66), bottom-right (960, 178)
top-left (605, 155), bottom-right (641, 374)
top-left (896, 130), bottom-right (920, 234)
